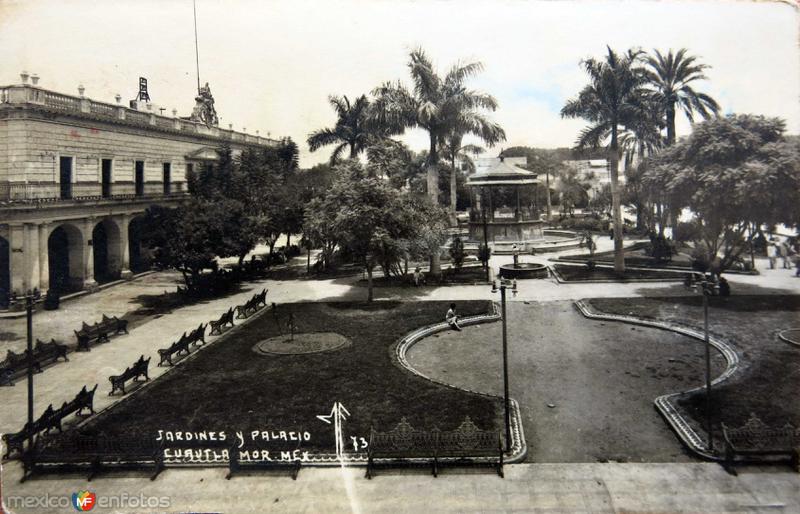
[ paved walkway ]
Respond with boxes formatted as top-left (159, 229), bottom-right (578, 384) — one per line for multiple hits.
top-left (406, 301), bottom-right (728, 463)
top-left (1, 246), bottom-right (798, 512)
top-left (1, 462), bottom-right (797, 513)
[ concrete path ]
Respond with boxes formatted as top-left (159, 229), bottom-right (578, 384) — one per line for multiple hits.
top-left (1, 461), bottom-right (798, 513)
top-left (1, 248), bottom-right (799, 512)
top-left (406, 301), bottom-right (728, 463)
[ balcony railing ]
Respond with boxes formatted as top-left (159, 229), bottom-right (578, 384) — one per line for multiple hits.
top-left (0, 84), bottom-right (277, 147)
top-left (0, 181), bottom-right (188, 205)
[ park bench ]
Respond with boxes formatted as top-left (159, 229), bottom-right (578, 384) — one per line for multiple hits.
top-left (22, 435), bottom-right (165, 482)
top-left (0, 339), bottom-right (68, 386)
top-left (722, 414), bottom-right (800, 474)
top-left (235, 290), bottom-right (268, 319)
top-left (227, 440), bottom-right (302, 480)
top-left (74, 322), bottom-right (110, 351)
top-left (101, 314), bottom-right (129, 335)
top-left (157, 334), bottom-right (192, 366)
top-left (366, 417), bottom-right (503, 479)
top-left (108, 355), bottom-right (150, 395)
top-left (187, 323), bottom-right (206, 347)
top-left (2, 385), bottom-right (98, 460)
top-left (2, 421), bottom-right (44, 460)
top-left (209, 307), bottom-right (235, 335)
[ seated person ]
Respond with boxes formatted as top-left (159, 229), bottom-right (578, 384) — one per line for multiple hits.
top-left (446, 303), bottom-right (461, 331)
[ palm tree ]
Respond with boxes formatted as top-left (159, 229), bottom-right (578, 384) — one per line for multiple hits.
top-left (561, 47), bottom-right (649, 273)
top-left (645, 48), bottom-right (720, 146)
top-left (307, 95), bottom-right (372, 164)
top-left (372, 49), bottom-right (504, 203)
top-left (371, 48), bottom-right (504, 273)
top-left (441, 135), bottom-right (486, 219)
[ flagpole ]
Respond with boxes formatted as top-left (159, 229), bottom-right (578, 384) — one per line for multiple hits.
top-left (193, 0), bottom-right (201, 93)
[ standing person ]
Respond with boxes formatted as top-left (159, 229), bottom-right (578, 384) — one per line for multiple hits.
top-left (767, 239), bottom-right (777, 269)
top-left (446, 303), bottom-right (462, 331)
top-left (512, 244), bottom-right (520, 268)
top-left (413, 267), bottom-right (423, 287)
top-left (780, 240), bottom-right (791, 269)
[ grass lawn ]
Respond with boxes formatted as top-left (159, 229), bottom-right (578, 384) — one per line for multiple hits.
top-left (557, 243), bottom-right (695, 269)
top-left (553, 264), bottom-right (686, 282)
top-left (59, 301), bottom-right (501, 457)
top-left (361, 265), bottom-right (489, 287)
top-left (586, 295), bottom-right (800, 449)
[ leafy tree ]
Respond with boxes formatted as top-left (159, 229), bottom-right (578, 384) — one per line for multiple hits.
top-left (307, 95), bottom-right (373, 164)
top-left (449, 236), bottom-right (465, 271)
top-left (371, 48), bottom-right (504, 272)
top-left (303, 161), bottom-right (447, 300)
top-left (140, 201), bottom-right (242, 291)
top-left (562, 47), bottom-right (649, 272)
top-left (646, 114), bottom-right (800, 273)
top-left (644, 48), bottom-right (720, 146)
top-left (557, 167), bottom-right (590, 216)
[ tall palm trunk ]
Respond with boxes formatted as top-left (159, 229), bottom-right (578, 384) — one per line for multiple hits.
top-left (427, 135), bottom-right (441, 275)
top-left (666, 103), bottom-right (677, 146)
top-left (349, 142), bottom-right (357, 159)
top-left (545, 169), bottom-right (551, 220)
top-left (450, 155), bottom-right (458, 226)
top-left (610, 125), bottom-right (625, 273)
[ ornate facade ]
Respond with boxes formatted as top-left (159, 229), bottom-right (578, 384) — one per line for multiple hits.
top-left (0, 76), bottom-right (275, 304)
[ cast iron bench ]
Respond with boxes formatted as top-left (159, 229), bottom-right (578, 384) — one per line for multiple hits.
top-left (366, 417), bottom-right (503, 479)
top-left (2, 385), bottom-right (98, 460)
top-left (722, 414), bottom-right (800, 474)
top-left (101, 314), bottom-right (129, 335)
top-left (108, 355), bottom-right (150, 395)
top-left (209, 307), bottom-right (235, 335)
top-left (0, 339), bottom-right (68, 386)
top-left (74, 322), bottom-right (110, 351)
top-left (157, 334), bottom-right (192, 366)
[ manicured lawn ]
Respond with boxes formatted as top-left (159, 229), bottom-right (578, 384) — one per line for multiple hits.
top-left (61, 301), bottom-right (501, 456)
top-left (587, 296), bottom-right (800, 449)
top-left (362, 264), bottom-right (489, 287)
top-left (553, 264), bottom-right (686, 282)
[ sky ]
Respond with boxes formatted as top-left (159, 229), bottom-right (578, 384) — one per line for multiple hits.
top-left (1, 0), bottom-right (797, 167)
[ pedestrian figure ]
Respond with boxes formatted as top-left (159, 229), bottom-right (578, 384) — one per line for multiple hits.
top-left (767, 239), bottom-right (777, 269)
top-left (446, 303), bottom-right (461, 331)
top-left (780, 241), bottom-right (791, 269)
top-left (413, 267), bottom-right (423, 287)
top-left (512, 244), bottom-right (519, 268)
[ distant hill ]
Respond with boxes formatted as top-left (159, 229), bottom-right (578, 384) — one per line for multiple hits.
top-left (500, 146), bottom-right (608, 162)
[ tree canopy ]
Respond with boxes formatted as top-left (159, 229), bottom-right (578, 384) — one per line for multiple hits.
top-left (646, 114), bottom-right (800, 271)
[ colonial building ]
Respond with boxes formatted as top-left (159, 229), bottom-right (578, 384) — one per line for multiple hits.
top-left (0, 74), bottom-right (276, 303)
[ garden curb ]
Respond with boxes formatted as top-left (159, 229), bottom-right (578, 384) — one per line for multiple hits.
top-left (394, 303), bottom-right (528, 464)
top-left (549, 263), bottom-right (687, 284)
top-left (574, 299), bottom-right (741, 461)
top-left (777, 328), bottom-right (800, 348)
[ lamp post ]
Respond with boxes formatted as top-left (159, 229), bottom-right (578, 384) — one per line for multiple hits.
top-left (686, 271), bottom-right (716, 452)
top-left (20, 290), bottom-right (40, 452)
top-left (491, 276), bottom-right (517, 452)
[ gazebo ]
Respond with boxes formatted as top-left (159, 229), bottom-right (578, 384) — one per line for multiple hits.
top-left (467, 156), bottom-right (544, 252)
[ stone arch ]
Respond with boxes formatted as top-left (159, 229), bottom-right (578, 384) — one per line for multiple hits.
top-left (92, 218), bottom-right (122, 283)
top-left (48, 223), bottom-right (84, 293)
top-left (128, 215), bottom-right (149, 273)
top-left (0, 235), bottom-right (9, 308)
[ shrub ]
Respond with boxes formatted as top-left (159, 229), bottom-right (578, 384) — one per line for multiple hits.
top-left (285, 244), bottom-right (302, 258)
top-left (647, 234), bottom-right (675, 263)
top-left (673, 221), bottom-right (702, 243)
top-left (478, 243), bottom-right (492, 267)
top-left (449, 236), bottom-right (465, 271)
